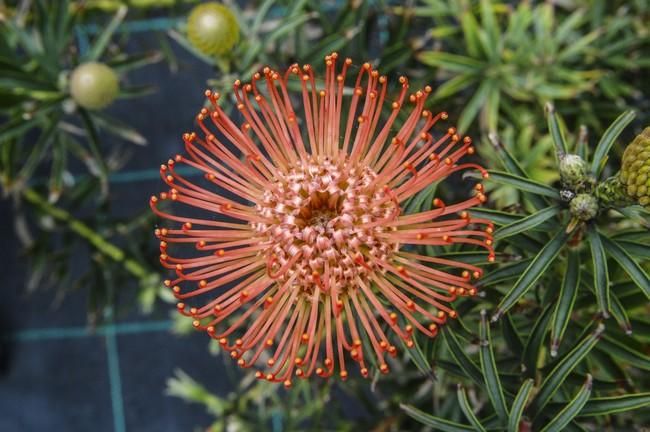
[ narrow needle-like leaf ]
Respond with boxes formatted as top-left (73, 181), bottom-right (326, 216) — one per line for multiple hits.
top-left (508, 379), bottom-right (535, 432)
top-left (493, 228), bottom-right (568, 321)
top-left (540, 375), bottom-right (593, 432)
top-left (479, 310), bottom-right (508, 422)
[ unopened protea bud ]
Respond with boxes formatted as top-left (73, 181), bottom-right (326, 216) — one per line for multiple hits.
top-left (187, 2), bottom-right (239, 57)
top-left (620, 127), bottom-right (650, 209)
top-left (559, 154), bottom-right (589, 191)
top-left (69, 62), bottom-right (119, 110)
top-left (570, 193), bottom-right (598, 221)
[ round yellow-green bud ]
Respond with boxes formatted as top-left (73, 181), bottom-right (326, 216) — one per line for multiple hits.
top-left (569, 193), bottom-right (599, 221)
top-left (620, 127), bottom-right (650, 209)
top-left (69, 62), bottom-right (119, 110)
top-left (187, 2), bottom-right (239, 57)
top-left (559, 154), bottom-right (589, 191)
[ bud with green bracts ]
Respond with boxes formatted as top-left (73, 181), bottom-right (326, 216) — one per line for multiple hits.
top-left (570, 193), bottom-right (599, 221)
top-left (559, 154), bottom-right (590, 191)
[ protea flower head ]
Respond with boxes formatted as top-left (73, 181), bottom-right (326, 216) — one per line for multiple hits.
top-left (150, 54), bottom-right (494, 387)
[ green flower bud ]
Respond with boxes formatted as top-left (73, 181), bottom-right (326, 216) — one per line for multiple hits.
top-left (559, 154), bottom-right (588, 191)
top-left (187, 2), bottom-right (239, 57)
top-left (69, 62), bottom-right (119, 110)
top-left (569, 193), bottom-right (598, 221)
top-left (620, 127), bottom-right (650, 209)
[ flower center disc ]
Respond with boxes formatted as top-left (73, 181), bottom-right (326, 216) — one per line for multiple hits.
top-left (254, 157), bottom-right (400, 294)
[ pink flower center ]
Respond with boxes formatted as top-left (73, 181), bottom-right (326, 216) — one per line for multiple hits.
top-left (254, 157), bottom-right (399, 294)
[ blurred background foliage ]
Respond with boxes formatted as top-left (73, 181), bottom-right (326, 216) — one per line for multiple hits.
top-left (0, 0), bottom-right (649, 430)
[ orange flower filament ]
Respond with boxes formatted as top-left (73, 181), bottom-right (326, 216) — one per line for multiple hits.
top-left (150, 54), bottom-right (494, 388)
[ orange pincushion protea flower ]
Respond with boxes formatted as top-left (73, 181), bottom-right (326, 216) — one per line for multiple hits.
top-left (150, 54), bottom-right (494, 388)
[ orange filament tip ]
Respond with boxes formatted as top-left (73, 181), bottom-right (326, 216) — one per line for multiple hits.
top-left (379, 364), bottom-right (389, 373)
top-left (192, 320), bottom-right (200, 328)
top-left (284, 380), bottom-right (292, 389)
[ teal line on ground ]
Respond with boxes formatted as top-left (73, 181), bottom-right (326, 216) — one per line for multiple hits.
top-left (5, 320), bottom-right (173, 341)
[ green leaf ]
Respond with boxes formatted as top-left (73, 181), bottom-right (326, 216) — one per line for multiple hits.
top-left (501, 313), bottom-right (523, 355)
top-left (495, 205), bottom-right (560, 240)
top-left (475, 170), bottom-right (560, 200)
top-left (610, 291), bottom-right (632, 335)
top-left (587, 227), bottom-right (610, 317)
top-left (86, 5), bottom-right (128, 62)
top-left (400, 404), bottom-right (473, 432)
top-left (442, 326), bottom-right (483, 387)
top-left (479, 310), bottom-right (508, 422)
top-left (457, 385), bottom-right (486, 432)
top-left (550, 251), bottom-right (580, 356)
top-left (578, 393), bottom-right (650, 416)
top-left (530, 324), bottom-right (604, 415)
top-left (522, 303), bottom-right (554, 377)
top-left (417, 52), bottom-right (484, 73)
top-left (597, 334), bottom-right (650, 370)
top-left (546, 103), bottom-right (568, 157)
top-left (404, 182), bottom-right (437, 215)
top-left (600, 236), bottom-right (650, 299)
top-left (458, 79), bottom-right (492, 134)
top-left (590, 110), bottom-right (636, 176)
top-left (0, 114), bottom-right (46, 144)
top-left (16, 114), bottom-right (61, 183)
top-left (469, 208), bottom-right (523, 225)
top-left (493, 229), bottom-right (568, 320)
top-left (402, 334), bottom-right (435, 381)
top-left (479, 0), bottom-right (500, 58)
top-left (508, 379), bottom-right (534, 432)
top-left (478, 258), bottom-right (533, 288)
top-left (432, 74), bottom-right (478, 101)
top-left (460, 10), bottom-right (481, 57)
top-left (614, 240), bottom-right (650, 260)
top-left (540, 375), bottom-right (593, 432)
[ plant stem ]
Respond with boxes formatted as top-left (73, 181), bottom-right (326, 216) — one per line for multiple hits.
top-left (22, 187), bottom-right (150, 279)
